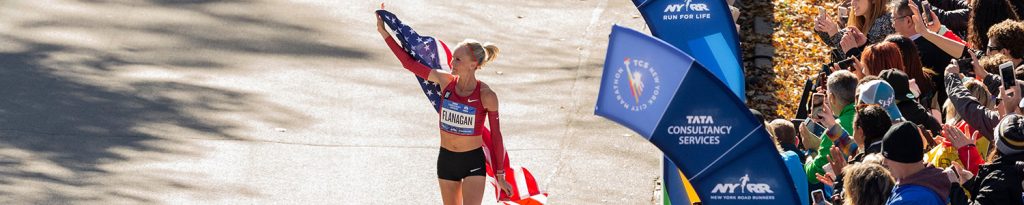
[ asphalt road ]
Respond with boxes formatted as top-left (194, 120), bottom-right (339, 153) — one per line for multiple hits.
top-left (0, 0), bottom-right (664, 204)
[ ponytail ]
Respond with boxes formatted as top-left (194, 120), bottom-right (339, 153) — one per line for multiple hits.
top-left (459, 39), bottom-right (500, 68)
top-left (482, 43), bottom-right (499, 65)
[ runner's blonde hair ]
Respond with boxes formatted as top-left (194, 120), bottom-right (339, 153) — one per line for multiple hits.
top-left (459, 39), bottom-right (499, 69)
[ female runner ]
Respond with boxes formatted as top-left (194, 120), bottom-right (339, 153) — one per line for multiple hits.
top-left (377, 10), bottom-right (513, 205)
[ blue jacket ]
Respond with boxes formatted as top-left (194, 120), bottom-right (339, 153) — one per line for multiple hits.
top-left (886, 165), bottom-right (950, 205)
top-left (885, 184), bottom-right (945, 205)
top-left (783, 151), bottom-right (809, 205)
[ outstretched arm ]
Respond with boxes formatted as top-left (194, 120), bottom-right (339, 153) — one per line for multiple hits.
top-left (910, 1), bottom-right (966, 58)
top-left (377, 14), bottom-right (449, 84)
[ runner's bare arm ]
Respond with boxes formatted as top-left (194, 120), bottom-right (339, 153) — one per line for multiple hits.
top-left (377, 14), bottom-right (451, 85)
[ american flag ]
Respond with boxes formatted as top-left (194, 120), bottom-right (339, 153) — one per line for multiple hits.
top-left (377, 10), bottom-right (547, 203)
top-left (378, 10), bottom-right (452, 111)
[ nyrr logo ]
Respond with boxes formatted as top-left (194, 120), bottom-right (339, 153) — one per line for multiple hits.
top-left (711, 174), bottom-right (774, 194)
top-left (686, 115), bottom-right (714, 124)
top-left (664, 0), bottom-right (710, 13)
top-left (612, 57), bottom-right (662, 112)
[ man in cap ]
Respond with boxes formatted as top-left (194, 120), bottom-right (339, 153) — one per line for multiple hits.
top-left (883, 121), bottom-right (951, 205)
top-left (852, 79), bottom-right (903, 161)
top-left (858, 79), bottom-right (905, 122)
top-left (880, 69), bottom-right (942, 135)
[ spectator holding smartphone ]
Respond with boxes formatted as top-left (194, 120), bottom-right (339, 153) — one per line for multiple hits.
top-left (806, 70), bottom-right (860, 186)
top-left (815, 0), bottom-right (896, 61)
top-left (973, 53), bottom-right (1014, 98)
top-left (880, 69), bottom-right (943, 134)
top-left (890, 0), bottom-right (970, 72)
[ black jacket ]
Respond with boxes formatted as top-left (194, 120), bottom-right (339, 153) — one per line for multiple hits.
top-left (849, 141), bottom-right (882, 164)
top-left (898, 99), bottom-right (943, 135)
top-left (965, 153), bottom-right (1024, 205)
top-left (914, 36), bottom-right (959, 71)
top-left (946, 73), bottom-right (1001, 141)
top-left (916, 36), bottom-right (964, 108)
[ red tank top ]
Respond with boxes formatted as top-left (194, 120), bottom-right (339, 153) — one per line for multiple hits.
top-left (439, 77), bottom-right (487, 136)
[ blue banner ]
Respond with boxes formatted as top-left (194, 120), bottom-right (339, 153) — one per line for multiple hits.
top-left (596, 25), bottom-right (797, 205)
top-left (634, 0), bottom-right (744, 102)
top-left (632, 1), bottom-right (747, 203)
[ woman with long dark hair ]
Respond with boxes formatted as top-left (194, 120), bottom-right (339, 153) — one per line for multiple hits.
top-left (884, 35), bottom-right (940, 117)
top-left (966, 0), bottom-right (1021, 50)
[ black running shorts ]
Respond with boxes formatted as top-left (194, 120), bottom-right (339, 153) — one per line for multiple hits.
top-left (437, 147), bottom-right (486, 181)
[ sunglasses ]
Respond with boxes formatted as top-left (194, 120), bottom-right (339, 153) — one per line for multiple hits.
top-left (989, 46), bottom-right (1004, 53)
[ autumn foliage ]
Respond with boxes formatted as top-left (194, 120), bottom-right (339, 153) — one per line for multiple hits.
top-left (741, 0), bottom-right (843, 119)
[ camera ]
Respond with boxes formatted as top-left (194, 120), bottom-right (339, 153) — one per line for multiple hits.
top-left (957, 58), bottom-right (974, 76)
top-left (956, 49), bottom-right (984, 77)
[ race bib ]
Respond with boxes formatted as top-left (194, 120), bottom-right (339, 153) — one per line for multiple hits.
top-left (440, 100), bottom-right (477, 135)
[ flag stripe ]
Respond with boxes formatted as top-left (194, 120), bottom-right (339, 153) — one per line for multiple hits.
top-left (522, 167), bottom-right (540, 195)
top-left (513, 166), bottom-right (530, 199)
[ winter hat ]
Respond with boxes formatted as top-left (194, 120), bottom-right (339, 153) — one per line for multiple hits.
top-left (995, 114), bottom-right (1024, 156)
top-left (882, 121), bottom-right (924, 163)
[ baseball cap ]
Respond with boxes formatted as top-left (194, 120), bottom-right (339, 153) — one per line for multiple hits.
top-left (857, 80), bottom-right (905, 122)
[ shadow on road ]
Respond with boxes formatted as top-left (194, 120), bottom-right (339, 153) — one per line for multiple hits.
top-left (0, 0), bottom-right (354, 203)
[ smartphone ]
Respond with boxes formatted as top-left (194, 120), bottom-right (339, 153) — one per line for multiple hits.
top-left (823, 163), bottom-right (835, 177)
top-left (818, 6), bottom-right (827, 16)
top-left (812, 189), bottom-right (826, 205)
top-left (821, 63), bottom-right (833, 77)
top-left (816, 72), bottom-right (829, 90)
top-left (805, 118), bottom-right (826, 139)
top-left (811, 93), bottom-right (826, 121)
top-left (835, 57), bottom-right (855, 70)
top-left (838, 6), bottom-right (849, 19)
top-left (920, 1), bottom-right (933, 24)
top-left (1000, 61), bottom-right (1016, 89)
